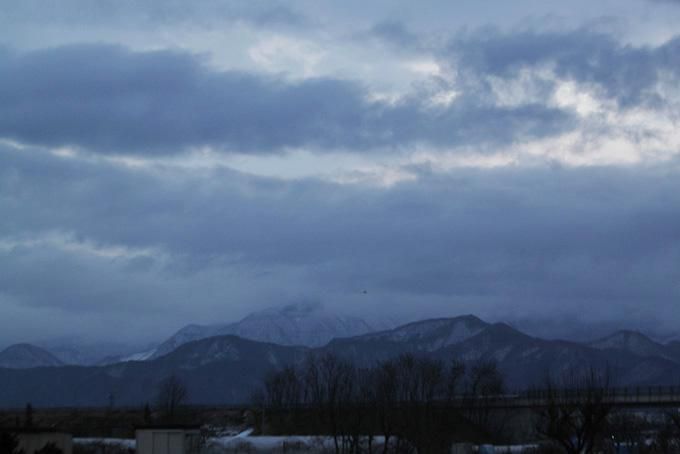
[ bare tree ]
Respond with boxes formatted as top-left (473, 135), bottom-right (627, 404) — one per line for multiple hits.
top-left (155, 374), bottom-right (188, 423)
top-left (256, 353), bottom-right (507, 453)
top-left (24, 403), bottom-right (33, 428)
top-left (259, 365), bottom-right (306, 435)
top-left (374, 359), bottom-right (399, 454)
top-left (467, 361), bottom-right (504, 397)
top-left (143, 403), bottom-right (153, 424)
top-left (534, 367), bottom-right (614, 454)
top-left (264, 365), bottom-right (302, 410)
top-left (302, 353), bottom-right (357, 454)
top-left (464, 360), bottom-right (505, 436)
top-left (340, 367), bottom-right (376, 454)
top-left (388, 354), bottom-right (465, 454)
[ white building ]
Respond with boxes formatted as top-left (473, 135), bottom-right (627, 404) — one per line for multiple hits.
top-left (135, 426), bottom-right (202, 454)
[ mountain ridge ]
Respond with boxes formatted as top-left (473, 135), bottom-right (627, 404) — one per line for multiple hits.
top-left (0, 343), bottom-right (64, 369)
top-left (143, 302), bottom-right (392, 360)
top-left (588, 329), bottom-right (680, 363)
top-left (2, 315), bottom-right (680, 406)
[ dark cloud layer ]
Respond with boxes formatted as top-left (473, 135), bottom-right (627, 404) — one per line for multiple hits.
top-left (4, 30), bottom-right (679, 156)
top-left (0, 44), bottom-right (573, 155)
top-left (0, 0), bottom-right (308, 29)
top-left (365, 21), bottom-right (422, 49)
top-left (2, 6), bottom-right (680, 348)
top-left (2, 145), bottom-right (680, 343)
top-left (446, 29), bottom-right (680, 107)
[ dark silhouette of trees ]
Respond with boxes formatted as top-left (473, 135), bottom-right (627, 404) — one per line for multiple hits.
top-left (258, 353), bottom-right (505, 454)
top-left (533, 367), bottom-right (614, 454)
top-left (264, 365), bottom-right (302, 411)
top-left (0, 431), bottom-right (23, 454)
top-left (467, 361), bottom-right (504, 397)
top-left (463, 361), bottom-right (505, 434)
top-left (23, 404), bottom-right (33, 428)
top-left (35, 443), bottom-right (63, 454)
top-left (143, 403), bottom-right (153, 424)
top-left (302, 353), bottom-right (359, 453)
top-left (155, 374), bottom-right (188, 423)
top-left (383, 354), bottom-right (467, 453)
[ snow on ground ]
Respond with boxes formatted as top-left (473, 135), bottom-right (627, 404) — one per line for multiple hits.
top-left (74, 433), bottom-right (538, 453)
top-left (205, 433), bottom-right (392, 453)
top-left (74, 438), bottom-right (136, 449)
top-left (486, 445), bottom-right (539, 453)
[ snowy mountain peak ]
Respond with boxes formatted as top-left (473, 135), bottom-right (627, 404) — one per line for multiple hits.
top-left (0, 343), bottom-right (64, 369)
top-left (219, 303), bottom-right (377, 347)
top-left (259, 301), bottom-right (324, 317)
top-left (143, 303), bottom-right (391, 360)
top-left (352, 315), bottom-right (490, 352)
top-left (589, 330), bottom-right (669, 359)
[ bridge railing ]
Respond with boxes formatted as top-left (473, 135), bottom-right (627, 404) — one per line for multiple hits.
top-left (522, 385), bottom-right (680, 403)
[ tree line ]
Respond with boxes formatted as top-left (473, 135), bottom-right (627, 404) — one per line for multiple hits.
top-left (253, 352), bottom-right (506, 453)
top-left (254, 355), bottom-right (680, 454)
top-left (532, 367), bottom-right (680, 454)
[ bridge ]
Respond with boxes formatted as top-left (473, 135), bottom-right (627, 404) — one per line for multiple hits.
top-left (462, 386), bottom-right (680, 409)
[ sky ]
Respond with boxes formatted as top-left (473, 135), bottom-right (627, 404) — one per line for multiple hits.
top-left (2, 0), bottom-right (680, 346)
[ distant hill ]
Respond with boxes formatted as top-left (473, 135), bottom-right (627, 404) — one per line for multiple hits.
top-left (0, 344), bottom-right (63, 369)
top-left (36, 337), bottom-right (157, 366)
top-left (0, 335), bottom-right (308, 407)
top-left (134, 302), bottom-right (390, 360)
top-left (2, 315), bottom-right (680, 407)
top-left (440, 323), bottom-right (680, 389)
top-left (588, 330), bottom-right (680, 362)
top-left (323, 315), bottom-right (489, 363)
top-left (325, 318), bottom-right (680, 389)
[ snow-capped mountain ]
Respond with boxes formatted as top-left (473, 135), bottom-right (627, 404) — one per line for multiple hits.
top-left (3, 315), bottom-right (680, 406)
top-left (146, 302), bottom-right (390, 359)
top-left (157, 335), bottom-right (308, 371)
top-left (439, 323), bottom-right (680, 388)
top-left (36, 337), bottom-right (158, 366)
top-left (350, 315), bottom-right (489, 351)
top-left (327, 318), bottom-right (680, 389)
top-left (322, 315), bottom-right (491, 364)
top-left (0, 343), bottom-right (64, 369)
top-left (0, 335), bottom-right (309, 407)
top-left (218, 302), bottom-right (379, 347)
top-left (588, 330), bottom-right (678, 361)
top-left (148, 324), bottom-right (226, 359)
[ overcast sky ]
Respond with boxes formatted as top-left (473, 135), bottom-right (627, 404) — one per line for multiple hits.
top-left (2, 0), bottom-right (680, 346)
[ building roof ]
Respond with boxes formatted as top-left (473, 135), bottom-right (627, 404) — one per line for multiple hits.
top-left (135, 425), bottom-right (201, 431)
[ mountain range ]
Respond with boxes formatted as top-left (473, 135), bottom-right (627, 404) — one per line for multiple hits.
top-left (141, 301), bottom-right (387, 360)
top-left (0, 302), bottom-right (391, 367)
top-left (1, 313), bottom-right (680, 407)
top-left (0, 344), bottom-right (63, 369)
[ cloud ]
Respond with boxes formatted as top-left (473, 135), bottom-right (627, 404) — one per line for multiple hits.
top-left (2, 9), bottom-right (680, 347)
top-left (0, 44), bottom-right (574, 155)
top-left (0, 0), bottom-right (309, 29)
top-left (2, 144), bottom-right (680, 343)
top-left (364, 21), bottom-right (422, 50)
top-left (5, 29), bottom-right (677, 156)
top-left (444, 28), bottom-right (680, 108)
